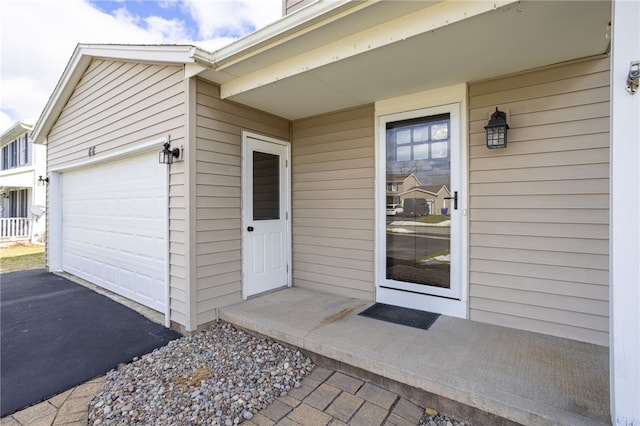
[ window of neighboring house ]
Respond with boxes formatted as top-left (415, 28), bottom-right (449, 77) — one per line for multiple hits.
top-left (8, 191), bottom-right (17, 217)
top-left (7, 189), bottom-right (28, 217)
top-left (8, 141), bottom-right (18, 168)
top-left (0, 140), bottom-right (24, 169)
top-left (19, 134), bottom-right (29, 165)
top-left (1, 146), bottom-right (7, 170)
top-left (18, 189), bottom-right (28, 217)
top-left (386, 182), bottom-right (399, 192)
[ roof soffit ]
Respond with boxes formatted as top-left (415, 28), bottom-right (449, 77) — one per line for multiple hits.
top-left (1, 121), bottom-right (34, 144)
top-left (216, 0), bottom-right (612, 120)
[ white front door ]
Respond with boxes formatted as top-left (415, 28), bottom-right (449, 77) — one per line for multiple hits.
top-left (377, 103), bottom-right (465, 315)
top-left (242, 133), bottom-right (291, 298)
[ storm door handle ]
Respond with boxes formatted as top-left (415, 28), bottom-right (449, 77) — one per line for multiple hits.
top-left (444, 191), bottom-right (458, 210)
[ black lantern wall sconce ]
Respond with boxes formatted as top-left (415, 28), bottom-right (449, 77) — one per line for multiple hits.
top-left (37, 175), bottom-right (49, 186)
top-left (485, 107), bottom-right (509, 149)
top-left (159, 141), bottom-right (181, 165)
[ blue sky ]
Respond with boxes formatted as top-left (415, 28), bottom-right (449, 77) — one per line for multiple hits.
top-left (0, 0), bottom-right (282, 134)
top-left (88, 1), bottom-right (204, 38)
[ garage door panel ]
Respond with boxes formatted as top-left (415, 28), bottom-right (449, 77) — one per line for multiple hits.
top-left (62, 152), bottom-right (167, 312)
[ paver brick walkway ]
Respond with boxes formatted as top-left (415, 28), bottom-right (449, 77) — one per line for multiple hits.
top-left (1, 368), bottom-right (425, 426)
top-left (246, 368), bottom-right (425, 426)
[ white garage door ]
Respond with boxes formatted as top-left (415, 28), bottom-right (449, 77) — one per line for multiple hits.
top-left (62, 151), bottom-right (167, 312)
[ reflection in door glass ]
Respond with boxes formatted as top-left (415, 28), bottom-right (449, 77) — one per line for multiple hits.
top-left (385, 114), bottom-right (451, 289)
top-left (253, 151), bottom-right (280, 220)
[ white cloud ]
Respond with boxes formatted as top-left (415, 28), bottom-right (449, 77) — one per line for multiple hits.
top-left (0, 0), bottom-right (282, 134)
top-left (181, 0), bottom-right (281, 38)
top-left (144, 15), bottom-right (191, 41)
top-left (0, 112), bottom-right (15, 136)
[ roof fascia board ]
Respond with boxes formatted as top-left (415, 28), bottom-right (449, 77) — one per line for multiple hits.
top-left (189, 0), bottom-right (362, 70)
top-left (219, 0), bottom-right (516, 100)
top-left (1, 121), bottom-right (34, 144)
top-left (80, 44), bottom-right (195, 64)
top-left (32, 45), bottom-right (89, 144)
top-left (399, 188), bottom-right (438, 197)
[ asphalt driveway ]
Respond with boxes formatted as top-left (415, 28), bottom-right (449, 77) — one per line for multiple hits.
top-left (0, 269), bottom-right (181, 417)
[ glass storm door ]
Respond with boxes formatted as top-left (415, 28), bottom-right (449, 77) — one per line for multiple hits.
top-left (381, 104), bottom-right (461, 300)
top-left (242, 134), bottom-right (291, 298)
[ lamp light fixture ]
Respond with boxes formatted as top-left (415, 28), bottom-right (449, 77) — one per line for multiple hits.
top-left (159, 141), bottom-right (180, 165)
top-left (37, 175), bottom-right (49, 186)
top-left (485, 107), bottom-right (509, 149)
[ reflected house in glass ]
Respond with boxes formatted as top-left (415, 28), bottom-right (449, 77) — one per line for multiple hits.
top-left (399, 185), bottom-right (451, 216)
top-left (385, 173), bottom-right (421, 205)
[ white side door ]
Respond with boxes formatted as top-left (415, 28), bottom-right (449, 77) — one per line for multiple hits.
top-left (242, 133), bottom-right (291, 298)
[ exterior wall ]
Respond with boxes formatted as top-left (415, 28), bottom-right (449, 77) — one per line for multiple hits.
top-left (291, 105), bottom-right (376, 300)
top-left (400, 175), bottom-right (420, 192)
top-left (194, 78), bottom-right (289, 326)
top-left (468, 56), bottom-right (610, 346)
top-left (47, 60), bottom-right (185, 167)
top-left (46, 59), bottom-right (187, 325)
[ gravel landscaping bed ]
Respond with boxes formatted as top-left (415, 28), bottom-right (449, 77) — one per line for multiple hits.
top-left (88, 321), bottom-right (472, 426)
top-left (419, 413), bottom-right (473, 426)
top-left (88, 322), bottom-right (314, 425)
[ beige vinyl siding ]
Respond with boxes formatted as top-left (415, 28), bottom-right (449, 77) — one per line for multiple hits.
top-left (194, 78), bottom-right (289, 326)
top-left (468, 56), bottom-right (610, 346)
top-left (291, 105), bottom-right (375, 300)
top-left (46, 59), bottom-right (187, 327)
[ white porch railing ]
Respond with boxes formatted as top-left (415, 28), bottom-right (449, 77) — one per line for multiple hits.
top-left (0, 217), bottom-right (31, 240)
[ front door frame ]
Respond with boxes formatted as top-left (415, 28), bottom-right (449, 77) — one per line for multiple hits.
top-left (375, 84), bottom-right (469, 318)
top-left (241, 131), bottom-right (292, 299)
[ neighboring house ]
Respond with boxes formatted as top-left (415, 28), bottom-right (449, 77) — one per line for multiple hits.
top-left (30, 0), bottom-right (639, 423)
top-left (385, 173), bottom-right (420, 205)
top-left (0, 120), bottom-right (46, 243)
top-left (399, 185), bottom-right (451, 216)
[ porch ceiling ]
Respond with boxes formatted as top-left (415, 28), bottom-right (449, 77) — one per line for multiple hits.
top-left (210, 0), bottom-right (611, 120)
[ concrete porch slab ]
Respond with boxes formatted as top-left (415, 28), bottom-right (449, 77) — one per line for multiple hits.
top-left (220, 287), bottom-right (610, 426)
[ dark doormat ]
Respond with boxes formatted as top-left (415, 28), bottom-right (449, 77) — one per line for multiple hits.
top-left (359, 303), bottom-right (440, 330)
top-left (0, 269), bottom-right (182, 417)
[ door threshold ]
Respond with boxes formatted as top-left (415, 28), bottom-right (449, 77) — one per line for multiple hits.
top-left (376, 286), bottom-right (466, 318)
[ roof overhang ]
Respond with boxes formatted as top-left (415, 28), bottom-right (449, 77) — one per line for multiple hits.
top-left (213, 0), bottom-right (612, 120)
top-left (32, 0), bottom-right (612, 143)
top-left (1, 120), bottom-right (34, 145)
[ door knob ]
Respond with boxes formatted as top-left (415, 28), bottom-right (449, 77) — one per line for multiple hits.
top-left (247, 226), bottom-right (254, 232)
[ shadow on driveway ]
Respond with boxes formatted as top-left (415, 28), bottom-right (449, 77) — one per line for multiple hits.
top-left (1, 269), bottom-right (182, 417)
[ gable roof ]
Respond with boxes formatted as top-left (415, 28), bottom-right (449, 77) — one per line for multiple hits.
top-left (386, 173), bottom-right (420, 185)
top-left (400, 184), bottom-right (450, 197)
top-left (31, 45), bottom-right (195, 145)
